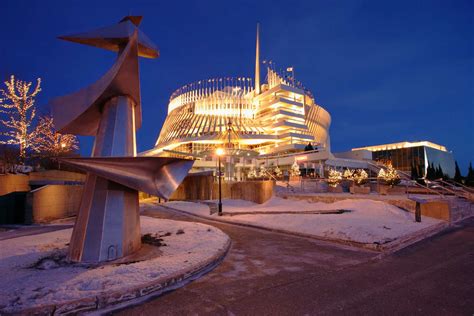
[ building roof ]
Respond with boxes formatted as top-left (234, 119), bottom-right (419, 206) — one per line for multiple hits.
top-left (352, 141), bottom-right (447, 152)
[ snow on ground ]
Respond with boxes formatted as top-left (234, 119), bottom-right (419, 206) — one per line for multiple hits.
top-left (165, 197), bottom-right (442, 244)
top-left (0, 217), bottom-right (229, 312)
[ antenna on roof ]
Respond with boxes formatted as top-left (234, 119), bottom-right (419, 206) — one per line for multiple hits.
top-left (255, 23), bottom-right (261, 95)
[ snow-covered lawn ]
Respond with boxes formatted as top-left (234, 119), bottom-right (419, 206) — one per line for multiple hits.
top-left (0, 217), bottom-right (229, 313)
top-left (165, 197), bottom-right (442, 245)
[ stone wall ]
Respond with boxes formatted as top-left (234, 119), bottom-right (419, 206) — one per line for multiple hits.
top-left (25, 185), bottom-right (83, 223)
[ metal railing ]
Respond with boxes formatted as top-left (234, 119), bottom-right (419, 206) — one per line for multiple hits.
top-left (280, 174), bottom-right (474, 204)
top-left (443, 179), bottom-right (474, 193)
top-left (407, 179), bottom-right (444, 198)
top-left (431, 179), bottom-right (473, 200)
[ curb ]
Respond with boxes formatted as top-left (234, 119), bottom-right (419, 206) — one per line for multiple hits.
top-left (376, 221), bottom-right (449, 254)
top-left (159, 204), bottom-right (449, 254)
top-left (2, 234), bottom-right (231, 315)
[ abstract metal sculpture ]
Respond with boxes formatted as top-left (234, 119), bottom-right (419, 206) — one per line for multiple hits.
top-left (50, 17), bottom-right (193, 263)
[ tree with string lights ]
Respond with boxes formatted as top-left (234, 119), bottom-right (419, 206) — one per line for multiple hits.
top-left (290, 161), bottom-right (301, 176)
top-left (32, 115), bottom-right (79, 158)
top-left (0, 75), bottom-right (41, 164)
top-left (327, 168), bottom-right (342, 187)
top-left (378, 163), bottom-right (401, 187)
top-left (273, 165), bottom-right (282, 177)
top-left (247, 167), bottom-right (257, 179)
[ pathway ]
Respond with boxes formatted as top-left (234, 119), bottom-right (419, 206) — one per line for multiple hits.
top-left (115, 206), bottom-right (474, 315)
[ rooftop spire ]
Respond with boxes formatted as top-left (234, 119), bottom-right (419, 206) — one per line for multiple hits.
top-left (255, 23), bottom-right (261, 95)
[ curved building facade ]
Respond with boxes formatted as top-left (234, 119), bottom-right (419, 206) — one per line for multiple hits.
top-left (144, 23), bottom-right (332, 182)
top-left (149, 66), bottom-right (331, 157)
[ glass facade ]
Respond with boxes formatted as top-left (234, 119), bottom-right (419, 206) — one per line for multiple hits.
top-left (424, 147), bottom-right (456, 178)
top-left (371, 146), bottom-right (455, 178)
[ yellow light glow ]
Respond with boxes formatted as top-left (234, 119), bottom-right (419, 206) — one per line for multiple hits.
top-left (352, 141), bottom-right (447, 152)
top-left (216, 148), bottom-right (225, 156)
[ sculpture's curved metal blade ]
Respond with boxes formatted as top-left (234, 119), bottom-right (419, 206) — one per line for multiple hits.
top-left (50, 31), bottom-right (141, 135)
top-left (120, 16), bottom-right (143, 26)
top-left (59, 157), bottom-right (194, 199)
top-left (50, 16), bottom-right (167, 263)
top-left (58, 17), bottom-right (159, 58)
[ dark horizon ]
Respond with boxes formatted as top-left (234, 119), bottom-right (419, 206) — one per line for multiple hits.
top-left (0, 0), bottom-right (472, 171)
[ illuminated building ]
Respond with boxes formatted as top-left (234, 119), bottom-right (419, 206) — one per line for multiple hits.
top-left (145, 24), bottom-right (331, 163)
top-left (349, 141), bottom-right (456, 177)
top-left (145, 25), bottom-right (456, 180)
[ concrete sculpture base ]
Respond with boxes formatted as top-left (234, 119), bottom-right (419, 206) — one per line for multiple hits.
top-left (68, 175), bottom-right (141, 262)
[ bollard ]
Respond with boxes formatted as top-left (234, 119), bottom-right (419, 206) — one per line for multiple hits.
top-left (415, 201), bottom-right (422, 222)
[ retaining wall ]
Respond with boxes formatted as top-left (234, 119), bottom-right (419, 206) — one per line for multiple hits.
top-left (0, 174), bottom-right (29, 196)
top-left (169, 174), bottom-right (273, 204)
top-left (25, 185), bottom-right (83, 223)
top-left (0, 170), bottom-right (85, 196)
top-left (217, 181), bottom-right (274, 204)
top-left (279, 193), bottom-right (454, 222)
top-left (29, 170), bottom-right (86, 182)
top-left (169, 173), bottom-right (214, 201)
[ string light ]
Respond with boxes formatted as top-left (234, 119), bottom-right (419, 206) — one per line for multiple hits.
top-left (32, 115), bottom-right (79, 157)
top-left (353, 169), bottom-right (368, 186)
top-left (0, 75), bottom-right (42, 163)
top-left (327, 168), bottom-right (342, 187)
top-left (290, 161), bottom-right (301, 176)
top-left (377, 162), bottom-right (401, 187)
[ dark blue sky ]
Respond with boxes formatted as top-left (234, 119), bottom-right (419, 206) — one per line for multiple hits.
top-left (1, 0), bottom-right (472, 171)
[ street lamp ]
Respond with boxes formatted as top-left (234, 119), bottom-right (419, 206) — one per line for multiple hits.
top-left (216, 147), bottom-right (224, 216)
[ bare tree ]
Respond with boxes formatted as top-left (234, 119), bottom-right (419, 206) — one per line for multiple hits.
top-left (33, 115), bottom-right (79, 158)
top-left (0, 75), bottom-right (42, 164)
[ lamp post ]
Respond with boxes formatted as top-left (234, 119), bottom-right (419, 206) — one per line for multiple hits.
top-left (216, 148), bottom-right (224, 216)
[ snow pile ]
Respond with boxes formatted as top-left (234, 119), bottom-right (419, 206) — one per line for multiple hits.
top-left (0, 217), bottom-right (229, 312)
top-left (166, 197), bottom-right (442, 244)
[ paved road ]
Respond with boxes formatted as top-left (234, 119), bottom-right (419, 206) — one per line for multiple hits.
top-left (116, 207), bottom-right (473, 315)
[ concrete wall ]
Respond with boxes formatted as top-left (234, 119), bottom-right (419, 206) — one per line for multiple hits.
top-left (29, 170), bottom-right (86, 182)
top-left (170, 173), bottom-right (214, 201)
top-left (214, 181), bottom-right (274, 204)
top-left (0, 170), bottom-right (85, 196)
top-left (0, 174), bottom-right (30, 196)
top-left (25, 185), bottom-right (83, 223)
top-left (170, 173), bottom-right (274, 204)
top-left (334, 149), bottom-right (372, 161)
top-left (279, 193), bottom-right (454, 222)
top-left (420, 200), bottom-right (450, 221)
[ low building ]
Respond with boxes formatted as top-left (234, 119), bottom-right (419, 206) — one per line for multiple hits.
top-left (349, 141), bottom-right (455, 178)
